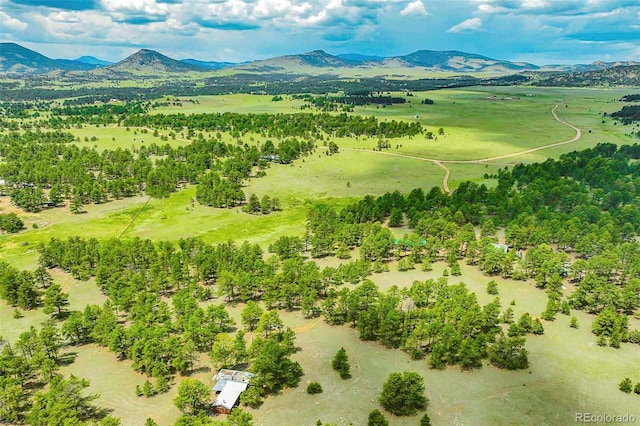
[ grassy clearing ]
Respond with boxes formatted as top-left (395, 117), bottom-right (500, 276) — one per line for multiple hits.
top-left (151, 94), bottom-right (308, 115)
top-left (67, 125), bottom-right (189, 151)
top-left (149, 87), bottom-right (636, 166)
top-left (245, 150), bottom-right (443, 200)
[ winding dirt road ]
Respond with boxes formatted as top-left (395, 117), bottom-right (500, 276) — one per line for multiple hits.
top-left (343, 99), bottom-right (581, 194)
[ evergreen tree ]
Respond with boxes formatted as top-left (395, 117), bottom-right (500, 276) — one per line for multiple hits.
top-left (173, 379), bottom-right (210, 416)
top-left (306, 382), bottom-right (323, 395)
top-left (488, 336), bottom-right (529, 370)
top-left (379, 372), bottom-right (427, 416)
top-left (331, 347), bottom-right (351, 379)
top-left (241, 301), bottom-right (264, 332)
top-left (368, 409), bottom-right (389, 426)
top-left (43, 284), bottom-right (69, 319)
top-left (420, 413), bottom-right (432, 426)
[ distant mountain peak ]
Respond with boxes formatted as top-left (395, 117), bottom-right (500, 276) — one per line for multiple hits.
top-left (74, 56), bottom-right (112, 66)
top-left (0, 42), bottom-right (97, 73)
top-left (105, 49), bottom-right (206, 73)
top-left (305, 50), bottom-right (329, 55)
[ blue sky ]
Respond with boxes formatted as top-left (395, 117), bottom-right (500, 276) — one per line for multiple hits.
top-left (1, 0), bottom-right (638, 64)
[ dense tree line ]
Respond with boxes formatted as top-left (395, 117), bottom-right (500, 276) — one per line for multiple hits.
top-left (122, 112), bottom-right (423, 139)
top-left (0, 129), bottom-right (314, 213)
top-left (610, 104), bottom-right (640, 125)
top-left (620, 94), bottom-right (640, 102)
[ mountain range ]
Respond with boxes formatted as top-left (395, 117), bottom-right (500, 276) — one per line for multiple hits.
top-left (0, 42), bottom-right (97, 73)
top-left (1, 42), bottom-right (638, 76)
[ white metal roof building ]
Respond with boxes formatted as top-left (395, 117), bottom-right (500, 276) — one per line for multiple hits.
top-left (213, 380), bottom-right (248, 413)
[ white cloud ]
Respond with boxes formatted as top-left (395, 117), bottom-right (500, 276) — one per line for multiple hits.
top-left (100, 0), bottom-right (170, 16)
top-left (477, 4), bottom-right (509, 14)
top-left (521, 0), bottom-right (548, 9)
top-left (447, 17), bottom-right (482, 33)
top-left (400, 0), bottom-right (427, 17)
top-left (0, 11), bottom-right (27, 31)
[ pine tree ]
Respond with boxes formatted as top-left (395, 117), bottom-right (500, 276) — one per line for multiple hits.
top-left (332, 347), bottom-right (351, 379)
top-left (368, 409), bottom-right (389, 426)
top-left (43, 284), bottom-right (69, 318)
top-left (379, 371), bottom-right (427, 416)
top-left (244, 194), bottom-right (261, 214)
top-left (570, 316), bottom-right (579, 329)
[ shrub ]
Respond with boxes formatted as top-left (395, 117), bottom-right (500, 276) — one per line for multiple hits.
top-left (367, 409), bottom-right (389, 426)
top-left (619, 378), bottom-right (633, 393)
top-left (307, 382), bottom-right (323, 395)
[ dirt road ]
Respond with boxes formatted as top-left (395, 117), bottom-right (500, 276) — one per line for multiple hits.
top-left (343, 99), bottom-right (581, 194)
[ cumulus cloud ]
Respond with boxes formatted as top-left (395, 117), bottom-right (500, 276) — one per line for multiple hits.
top-left (0, 0), bottom-right (637, 63)
top-left (447, 17), bottom-right (482, 33)
top-left (400, 0), bottom-right (427, 17)
top-left (0, 10), bottom-right (27, 31)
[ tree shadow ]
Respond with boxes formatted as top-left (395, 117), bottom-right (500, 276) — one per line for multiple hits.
top-left (58, 351), bottom-right (78, 366)
top-left (184, 365), bottom-right (212, 377)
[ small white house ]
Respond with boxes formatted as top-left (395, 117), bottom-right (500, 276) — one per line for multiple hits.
top-left (213, 381), bottom-right (248, 414)
top-left (211, 369), bottom-right (254, 414)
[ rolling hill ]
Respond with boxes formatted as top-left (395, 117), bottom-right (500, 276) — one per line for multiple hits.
top-left (75, 56), bottom-right (112, 67)
top-left (536, 65), bottom-right (640, 87)
top-left (236, 49), bottom-right (539, 74)
top-left (180, 58), bottom-right (241, 70)
top-left (0, 42), bottom-right (98, 73)
top-left (2, 42), bottom-right (638, 79)
top-left (336, 53), bottom-right (386, 63)
top-left (103, 49), bottom-right (207, 74)
top-left (385, 50), bottom-right (539, 72)
top-left (236, 50), bottom-right (360, 71)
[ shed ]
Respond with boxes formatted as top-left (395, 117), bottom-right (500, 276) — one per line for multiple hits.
top-left (213, 380), bottom-right (248, 414)
top-left (211, 369), bottom-right (254, 414)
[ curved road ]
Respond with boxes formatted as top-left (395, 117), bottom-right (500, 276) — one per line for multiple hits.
top-left (343, 99), bottom-right (581, 194)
